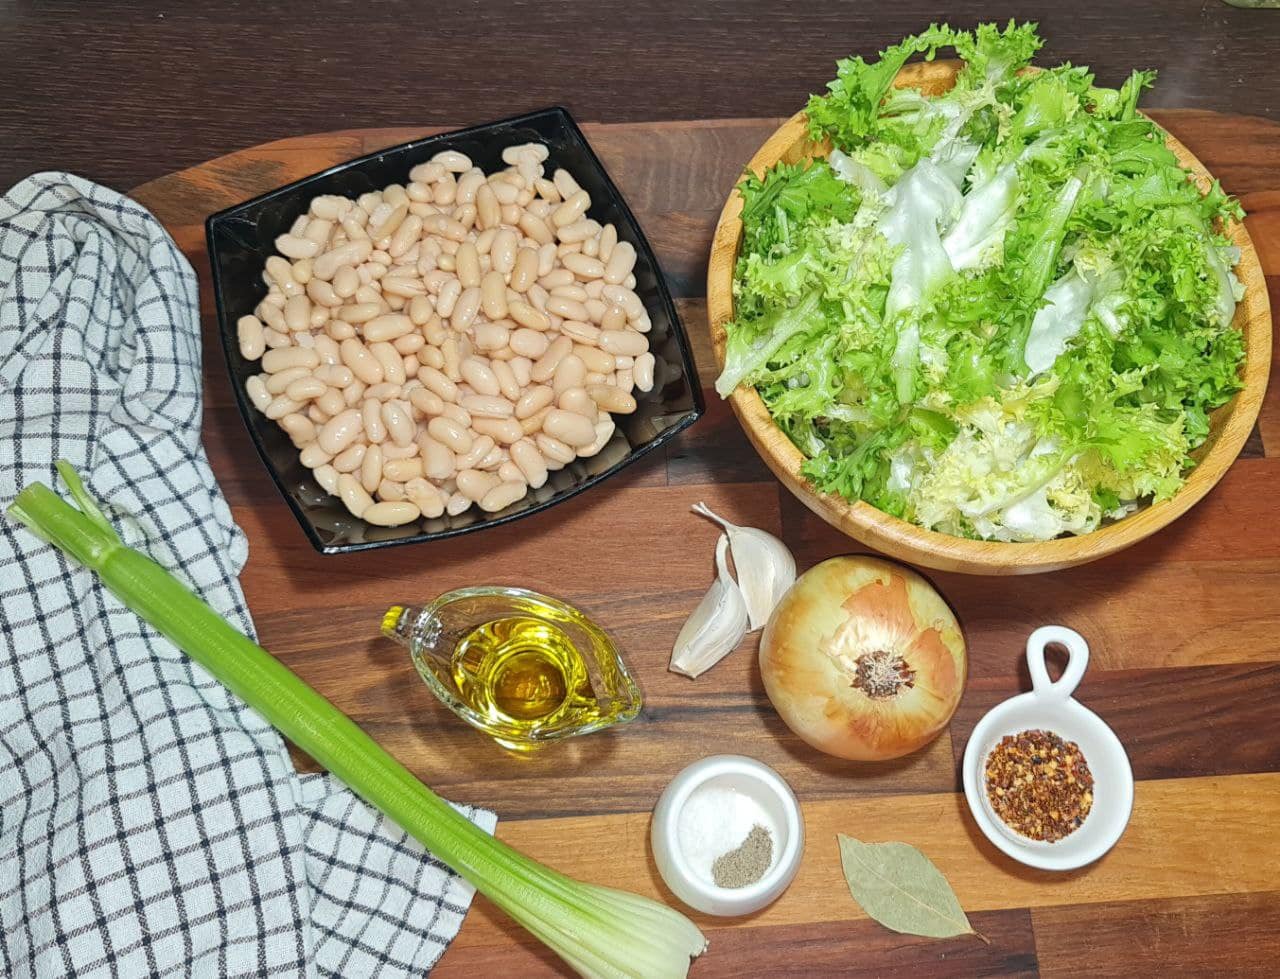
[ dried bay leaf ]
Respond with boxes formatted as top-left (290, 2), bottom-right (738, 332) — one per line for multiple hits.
top-left (837, 834), bottom-right (982, 941)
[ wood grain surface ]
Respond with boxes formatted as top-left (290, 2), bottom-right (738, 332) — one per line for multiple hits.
top-left (129, 111), bottom-right (1280, 975)
top-left (705, 62), bottom-right (1272, 575)
top-left (8, 0), bottom-right (1280, 193)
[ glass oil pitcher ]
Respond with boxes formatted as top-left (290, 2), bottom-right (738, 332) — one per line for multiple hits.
top-left (381, 586), bottom-right (642, 751)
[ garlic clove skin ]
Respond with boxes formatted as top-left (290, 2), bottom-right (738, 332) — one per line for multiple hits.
top-left (669, 534), bottom-right (750, 679)
top-left (691, 502), bottom-right (797, 631)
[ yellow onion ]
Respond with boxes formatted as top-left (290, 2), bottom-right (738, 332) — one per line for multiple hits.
top-left (760, 556), bottom-right (966, 761)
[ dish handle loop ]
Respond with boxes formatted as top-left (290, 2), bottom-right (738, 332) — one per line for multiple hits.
top-left (1026, 626), bottom-right (1089, 700)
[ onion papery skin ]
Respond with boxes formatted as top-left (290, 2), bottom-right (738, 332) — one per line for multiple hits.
top-left (760, 556), bottom-right (967, 761)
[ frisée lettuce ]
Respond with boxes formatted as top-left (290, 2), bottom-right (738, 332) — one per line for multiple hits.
top-left (717, 21), bottom-right (1246, 542)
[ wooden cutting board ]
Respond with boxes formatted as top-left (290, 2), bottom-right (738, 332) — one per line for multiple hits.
top-left (131, 113), bottom-right (1280, 977)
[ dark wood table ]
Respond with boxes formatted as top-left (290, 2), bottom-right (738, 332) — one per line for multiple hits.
top-left (14, 3), bottom-right (1280, 976)
top-left (4, 0), bottom-right (1278, 192)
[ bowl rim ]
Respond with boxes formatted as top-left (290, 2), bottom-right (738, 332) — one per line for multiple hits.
top-left (961, 691), bottom-right (1134, 871)
top-left (205, 106), bottom-right (704, 554)
top-left (650, 754), bottom-right (805, 915)
top-left (706, 61), bottom-right (1272, 574)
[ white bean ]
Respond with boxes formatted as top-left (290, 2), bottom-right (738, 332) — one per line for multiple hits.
top-left (382, 400), bottom-right (415, 447)
top-left (405, 478), bottom-right (446, 518)
top-left (370, 342), bottom-right (406, 385)
top-left (471, 417), bottom-right (523, 445)
top-left (558, 387), bottom-right (598, 422)
top-left (543, 408), bottom-right (595, 447)
top-left (587, 383), bottom-right (637, 414)
top-left (491, 359), bottom-right (521, 401)
top-left (574, 344), bottom-right (615, 375)
top-left (514, 384), bottom-right (554, 419)
top-left (265, 256), bottom-right (302, 296)
top-left (454, 434), bottom-right (496, 471)
top-left (333, 442), bottom-right (366, 474)
top-left (579, 417), bottom-right (616, 459)
top-left (361, 443), bottom-right (383, 493)
top-left (633, 352), bottom-right (655, 392)
top-left (455, 241), bottom-right (481, 288)
top-left (381, 441), bottom-right (419, 460)
top-left (265, 367), bottom-right (310, 395)
top-left (337, 473), bottom-right (374, 518)
top-left (419, 435), bottom-right (455, 481)
top-left (382, 457), bottom-right (423, 482)
top-left (598, 329), bottom-right (648, 357)
top-left (285, 376), bottom-right (327, 402)
top-left (507, 248), bottom-right (538, 294)
top-left (261, 347), bottom-right (319, 374)
top-left (428, 416), bottom-right (472, 454)
top-left (458, 357), bottom-right (498, 397)
top-left (279, 413), bottom-right (316, 447)
top-left (479, 481), bottom-right (526, 513)
top-left (531, 336), bottom-right (574, 383)
top-left (518, 211), bottom-right (553, 245)
top-left (535, 432), bottom-right (575, 465)
top-left (364, 501), bottom-right (421, 526)
top-left (563, 252), bottom-right (605, 280)
top-left (451, 287), bottom-right (482, 330)
top-left (603, 241), bottom-right (636, 285)
top-left (509, 357), bottom-right (533, 387)
top-left (473, 321), bottom-right (511, 354)
top-left (598, 223), bottom-right (618, 263)
top-left (511, 438), bottom-right (548, 489)
top-left (276, 234), bottom-right (321, 259)
top-left (418, 365), bottom-right (458, 402)
top-left (363, 313), bottom-right (413, 342)
top-left (432, 150), bottom-right (472, 173)
top-left (457, 469), bottom-right (500, 502)
top-left (300, 443), bottom-right (333, 469)
top-left (333, 265), bottom-right (360, 298)
top-left (237, 315), bottom-right (266, 360)
top-left (317, 409), bottom-right (364, 455)
top-left (552, 354), bottom-right (587, 395)
top-left (316, 364), bottom-right (353, 387)
top-left (461, 394), bottom-right (514, 419)
top-left (602, 283), bottom-right (645, 320)
top-left (340, 338), bottom-right (384, 385)
top-left (362, 398), bottom-right (387, 443)
top-left (552, 190), bottom-right (590, 228)
top-left (508, 301), bottom-right (550, 332)
top-left (313, 464), bottom-right (340, 493)
top-left (314, 239), bottom-right (373, 280)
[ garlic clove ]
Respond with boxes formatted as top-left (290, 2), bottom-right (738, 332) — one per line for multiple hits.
top-left (691, 502), bottom-right (796, 631)
top-left (669, 534), bottom-right (750, 679)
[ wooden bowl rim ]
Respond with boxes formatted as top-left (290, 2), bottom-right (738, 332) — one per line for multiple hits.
top-left (707, 61), bottom-right (1272, 574)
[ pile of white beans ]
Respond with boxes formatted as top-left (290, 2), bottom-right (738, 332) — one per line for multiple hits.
top-left (236, 143), bottom-right (656, 528)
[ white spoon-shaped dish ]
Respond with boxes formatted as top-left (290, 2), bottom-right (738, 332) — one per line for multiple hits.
top-left (962, 626), bottom-right (1134, 871)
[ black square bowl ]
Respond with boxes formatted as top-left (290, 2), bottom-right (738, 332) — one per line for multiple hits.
top-left (207, 108), bottom-right (704, 554)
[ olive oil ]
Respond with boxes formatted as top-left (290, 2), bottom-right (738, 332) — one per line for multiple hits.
top-left (381, 587), bottom-right (643, 750)
top-left (451, 616), bottom-right (591, 726)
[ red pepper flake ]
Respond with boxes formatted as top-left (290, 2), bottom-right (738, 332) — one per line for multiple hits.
top-left (983, 729), bottom-right (1094, 843)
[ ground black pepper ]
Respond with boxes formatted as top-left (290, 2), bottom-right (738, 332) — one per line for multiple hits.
top-left (711, 824), bottom-right (773, 888)
top-left (983, 729), bottom-right (1094, 843)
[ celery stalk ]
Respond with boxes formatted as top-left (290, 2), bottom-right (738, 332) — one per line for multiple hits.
top-left (7, 462), bottom-right (707, 978)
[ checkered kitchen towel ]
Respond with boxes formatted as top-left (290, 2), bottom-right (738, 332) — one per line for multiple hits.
top-left (0, 173), bottom-right (495, 977)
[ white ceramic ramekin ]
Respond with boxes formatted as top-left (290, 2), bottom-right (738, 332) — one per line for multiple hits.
top-left (963, 626), bottom-right (1134, 871)
top-left (651, 755), bottom-right (803, 916)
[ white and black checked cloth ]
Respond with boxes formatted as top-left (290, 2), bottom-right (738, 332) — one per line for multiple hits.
top-left (0, 173), bottom-right (496, 977)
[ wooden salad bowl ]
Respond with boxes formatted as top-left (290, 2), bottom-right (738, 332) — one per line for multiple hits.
top-left (707, 60), bottom-right (1272, 575)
